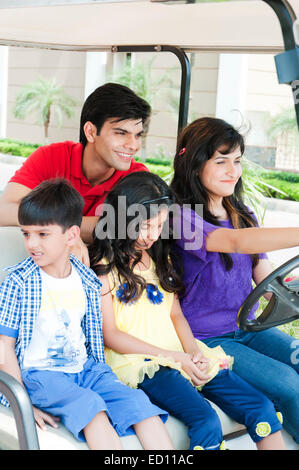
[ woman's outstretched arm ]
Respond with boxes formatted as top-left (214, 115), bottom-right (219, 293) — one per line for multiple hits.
top-left (206, 226), bottom-right (299, 255)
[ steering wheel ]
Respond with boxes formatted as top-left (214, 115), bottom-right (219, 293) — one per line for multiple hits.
top-left (237, 255), bottom-right (299, 332)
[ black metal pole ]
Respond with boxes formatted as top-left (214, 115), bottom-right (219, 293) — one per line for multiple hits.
top-left (113, 45), bottom-right (191, 136)
top-left (262, 0), bottom-right (299, 129)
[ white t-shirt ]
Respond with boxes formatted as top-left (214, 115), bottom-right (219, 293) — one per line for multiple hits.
top-left (23, 266), bottom-right (87, 373)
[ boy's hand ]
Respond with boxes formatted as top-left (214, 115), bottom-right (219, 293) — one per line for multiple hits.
top-left (33, 406), bottom-right (60, 431)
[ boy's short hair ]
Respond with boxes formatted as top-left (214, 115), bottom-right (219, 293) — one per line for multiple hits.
top-left (79, 82), bottom-right (151, 148)
top-left (18, 179), bottom-right (84, 230)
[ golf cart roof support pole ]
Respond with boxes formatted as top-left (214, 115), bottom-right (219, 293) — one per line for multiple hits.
top-left (262, 0), bottom-right (299, 129)
top-left (112, 45), bottom-right (191, 137)
top-left (0, 370), bottom-right (40, 450)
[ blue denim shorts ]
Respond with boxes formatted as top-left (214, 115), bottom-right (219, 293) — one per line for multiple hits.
top-left (22, 358), bottom-right (168, 441)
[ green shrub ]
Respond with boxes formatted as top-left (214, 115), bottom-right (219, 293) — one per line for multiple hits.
top-left (246, 167), bottom-right (299, 202)
top-left (0, 138), bottom-right (40, 158)
top-left (261, 170), bottom-right (299, 184)
top-left (256, 289), bottom-right (299, 339)
top-left (135, 156), bottom-right (172, 167)
top-left (146, 163), bottom-right (173, 179)
top-left (257, 176), bottom-right (299, 201)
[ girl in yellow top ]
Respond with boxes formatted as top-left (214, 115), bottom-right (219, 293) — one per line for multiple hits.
top-left (89, 171), bottom-right (284, 451)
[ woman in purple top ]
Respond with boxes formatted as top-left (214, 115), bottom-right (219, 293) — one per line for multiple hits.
top-left (170, 117), bottom-right (299, 444)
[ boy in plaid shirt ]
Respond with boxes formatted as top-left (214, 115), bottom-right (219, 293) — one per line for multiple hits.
top-left (0, 179), bottom-right (172, 450)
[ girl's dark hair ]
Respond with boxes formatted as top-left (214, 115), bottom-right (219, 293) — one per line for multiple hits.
top-left (18, 178), bottom-right (84, 230)
top-left (89, 171), bottom-right (184, 302)
top-left (170, 117), bottom-right (259, 270)
top-left (80, 83), bottom-right (151, 148)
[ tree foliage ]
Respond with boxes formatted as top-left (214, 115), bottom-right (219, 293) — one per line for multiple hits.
top-left (13, 77), bottom-right (77, 143)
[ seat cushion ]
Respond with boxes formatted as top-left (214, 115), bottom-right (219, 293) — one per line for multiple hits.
top-left (0, 227), bottom-right (27, 283)
top-left (0, 401), bottom-right (245, 450)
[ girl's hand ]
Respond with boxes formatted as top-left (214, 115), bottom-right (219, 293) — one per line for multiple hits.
top-left (32, 406), bottom-right (60, 431)
top-left (191, 351), bottom-right (210, 373)
top-left (171, 351), bottom-right (211, 386)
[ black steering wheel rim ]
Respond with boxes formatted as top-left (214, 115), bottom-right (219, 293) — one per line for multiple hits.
top-left (237, 255), bottom-right (299, 332)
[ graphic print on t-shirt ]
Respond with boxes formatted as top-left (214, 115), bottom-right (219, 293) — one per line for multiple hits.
top-left (22, 267), bottom-right (87, 373)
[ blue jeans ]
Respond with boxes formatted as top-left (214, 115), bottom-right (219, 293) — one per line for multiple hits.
top-left (139, 367), bottom-right (281, 450)
top-left (202, 328), bottom-right (299, 443)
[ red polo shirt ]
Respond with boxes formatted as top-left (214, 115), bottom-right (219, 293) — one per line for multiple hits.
top-left (10, 141), bottom-right (148, 216)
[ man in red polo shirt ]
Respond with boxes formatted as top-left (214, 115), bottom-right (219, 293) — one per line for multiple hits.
top-left (0, 83), bottom-right (150, 263)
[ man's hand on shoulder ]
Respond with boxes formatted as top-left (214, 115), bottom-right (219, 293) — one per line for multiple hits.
top-left (70, 237), bottom-right (90, 267)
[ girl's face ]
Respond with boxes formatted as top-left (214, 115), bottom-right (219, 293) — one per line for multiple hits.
top-left (200, 145), bottom-right (242, 199)
top-left (136, 207), bottom-right (169, 250)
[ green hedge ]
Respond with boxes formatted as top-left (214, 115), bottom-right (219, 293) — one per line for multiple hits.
top-left (135, 156), bottom-right (172, 167)
top-left (145, 163), bottom-right (172, 179)
top-left (0, 139), bottom-right (39, 158)
top-left (1, 138), bottom-right (298, 202)
top-left (261, 170), bottom-right (299, 184)
top-left (257, 170), bottom-right (299, 202)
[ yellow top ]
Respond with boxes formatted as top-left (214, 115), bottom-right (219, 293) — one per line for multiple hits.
top-left (104, 258), bottom-right (232, 389)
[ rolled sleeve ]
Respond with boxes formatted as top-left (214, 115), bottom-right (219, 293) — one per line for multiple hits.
top-left (0, 276), bottom-right (21, 337)
top-left (0, 325), bottom-right (18, 338)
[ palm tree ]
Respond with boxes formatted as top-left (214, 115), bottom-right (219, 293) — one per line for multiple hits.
top-left (13, 77), bottom-right (77, 144)
top-left (267, 107), bottom-right (298, 140)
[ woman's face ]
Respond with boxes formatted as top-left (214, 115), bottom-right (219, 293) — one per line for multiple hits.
top-left (200, 145), bottom-right (242, 199)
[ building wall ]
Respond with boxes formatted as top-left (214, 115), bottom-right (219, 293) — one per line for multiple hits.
top-left (130, 51), bottom-right (219, 158)
top-left (2, 47), bottom-right (297, 169)
top-left (6, 46), bottom-right (86, 145)
top-left (245, 54), bottom-right (293, 146)
top-left (244, 54), bottom-right (296, 169)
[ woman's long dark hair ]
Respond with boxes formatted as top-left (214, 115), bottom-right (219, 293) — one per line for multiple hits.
top-left (89, 171), bottom-right (184, 302)
top-left (170, 117), bottom-right (259, 270)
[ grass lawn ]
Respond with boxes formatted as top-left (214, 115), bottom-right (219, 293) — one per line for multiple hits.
top-left (256, 295), bottom-right (299, 339)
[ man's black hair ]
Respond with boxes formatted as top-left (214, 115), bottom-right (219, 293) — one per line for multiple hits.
top-left (18, 179), bottom-right (84, 231)
top-left (79, 82), bottom-right (151, 148)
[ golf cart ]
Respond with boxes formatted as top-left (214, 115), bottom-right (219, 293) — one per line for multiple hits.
top-left (0, 0), bottom-right (298, 451)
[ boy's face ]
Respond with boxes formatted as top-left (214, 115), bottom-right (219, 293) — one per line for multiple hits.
top-left (20, 224), bottom-right (78, 275)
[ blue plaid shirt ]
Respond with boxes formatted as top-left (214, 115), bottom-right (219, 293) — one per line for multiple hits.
top-left (0, 255), bottom-right (104, 407)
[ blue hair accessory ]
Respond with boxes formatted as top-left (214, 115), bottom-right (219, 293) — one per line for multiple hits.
top-left (116, 282), bottom-right (163, 305)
